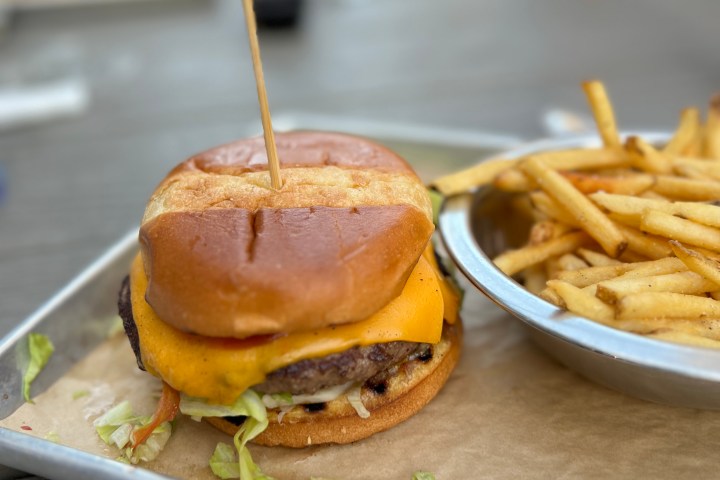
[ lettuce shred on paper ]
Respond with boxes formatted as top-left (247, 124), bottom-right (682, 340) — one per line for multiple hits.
top-left (22, 333), bottom-right (55, 403)
top-left (93, 401), bottom-right (172, 464)
top-left (184, 390), bottom-right (272, 480)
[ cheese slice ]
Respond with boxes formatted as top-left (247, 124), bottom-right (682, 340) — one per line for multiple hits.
top-left (130, 252), bottom-right (451, 405)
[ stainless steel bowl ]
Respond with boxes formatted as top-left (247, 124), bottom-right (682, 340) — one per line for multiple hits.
top-left (439, 133), bottom-right (720, 409)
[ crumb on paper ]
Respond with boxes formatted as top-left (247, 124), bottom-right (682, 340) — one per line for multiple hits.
top-left (72, 389), bottom-right (90, 400)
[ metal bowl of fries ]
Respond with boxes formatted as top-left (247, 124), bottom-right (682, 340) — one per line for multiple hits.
top-left (438, 131), bottom-right (720, 410)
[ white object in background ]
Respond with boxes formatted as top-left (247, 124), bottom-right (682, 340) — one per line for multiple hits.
top-left (0, 78), bottom-right (89, 131)
top-left (542, 108), bottom-right (594, 137)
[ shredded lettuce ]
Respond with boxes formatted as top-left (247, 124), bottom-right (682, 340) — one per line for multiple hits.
top-left (346, 385), bottom-right (370, 419)
top-left (412, 472), bottom-right (436, 480)
top-left (260, 382), bottom-right (352, 410)
top-left (428, 188), bottom-right (443, 226)
top-left (210, 442), bottom-right (240, 479)
top-left (188, 391), bottom-right (272, 480)
top-left (107, 316), bottom-right (125, 337)
top-left (44, 431), bottom-right (60, 443)
top-left (180, 390), bottom-right (267, 420)
top-left (94, 401), bottom-right (136, 443)
top-left (93, 401), bottom-right (172, 464)
top-left (263, 392), bottom-right (292, 408)
top-left (261, 382), bottom-right (372, 420)
top-left (126, 421), bottom-right (171, 464)
top-left (22, 333), bottom-right (54, 403)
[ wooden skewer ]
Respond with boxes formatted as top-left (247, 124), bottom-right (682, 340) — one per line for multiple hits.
top-left (241, 0), bottom-right (282, 190)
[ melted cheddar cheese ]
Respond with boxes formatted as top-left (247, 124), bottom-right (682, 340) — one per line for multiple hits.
top-left (130, 250), bottom-right (456, 405)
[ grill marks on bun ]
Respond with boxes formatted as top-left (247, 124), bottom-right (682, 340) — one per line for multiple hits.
top-left (137, 132), bottom-right (435, 339)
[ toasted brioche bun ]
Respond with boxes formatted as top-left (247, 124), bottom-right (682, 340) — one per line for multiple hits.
top-left (138, 132), bottom-right (434, 339)
top-left (206, 322), bottom-right (462, 447)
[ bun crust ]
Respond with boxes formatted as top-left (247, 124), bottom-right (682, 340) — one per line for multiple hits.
top-left (206, 321), bottom-right (462, 447)
top-left (139, 132), bottom-right (434, 339)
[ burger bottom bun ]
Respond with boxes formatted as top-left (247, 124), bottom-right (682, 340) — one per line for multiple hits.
top-left (206, 321), bottom-right (462, 448)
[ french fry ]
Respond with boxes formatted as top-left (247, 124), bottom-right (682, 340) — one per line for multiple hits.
top-left (544, 256), bottom-right (563, 280)
top-left (669, 241), bottom-right (720, 287)
top-left (432, 147), bottom-right (648, 196)
top-left (522, 265), bottom-right (548, 296)
top-left (704, 94), bottom-right (720, 159)
top-left (560, 171), bottom-right (655, 195)
top-left (590, 192), bottom-right (720, 229)
top-left (556, 257), bottom-right (686, 287)
top-left (431, 158), bottom-right (516, 195)
top-left (521, 157), bottom-right (626, 257)
top-left (625, 136), bottom-right (672, 174)
top-left (639, 190), bottom-right (669, 200)
top-left (618, 250), bottom-right (650, 263)
top-left (577, 248), bottom-right (623, 267)
top-left (664, 107), bottom-right (701, 156)
top-left (613, 257), bottom-right (687, 279)
top-left (607, 212), bottom-right (641, 228)
top-left (613, 317), bottom-right (720, 342)
top-left (647, 330), bottom-right (720, 348)
top-left (539, 287), bottom-right (565, 307)
top-left (494, 149), bottom-right (629, 191)
top-left (493, 231), bottom-right (590, 276)
top-left (546, 280), bottom-right (614, 323)
top-left (673, 157), bottom-right (720, 180)
top-left (640, 210), bottom-right (720, 253)
top-left (694, 247), bottom-right (720, 262)
top-left (596, 271), bottom-right (717, 304)
top-left (528, 191), bottom-right (579, 226)
top-left (555, 264), bottom-right (629, 287)
top-left (557, 253), bottom-right (588, 271)
top-left (590, 192), bottom-right (668, 215)
top-left (613, 222), bottom-right (673, 259)
top-left (583, 80), bottom-right (621, 149)
top-left (617, 292), bottom-right (720, 320)
top-left (493, 168), bottom-right (534, 192)
top-left (674, 164), bottom-right (708, 180)
top-left (528, 221), bottom-right (574, 245)
top-left (653, 175), bottom-right (720, 201)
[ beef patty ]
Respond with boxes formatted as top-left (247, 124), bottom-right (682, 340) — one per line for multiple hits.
top-left (118, 276), bottom-right (426, 395)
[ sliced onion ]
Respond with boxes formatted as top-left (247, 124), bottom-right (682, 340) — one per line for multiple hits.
top-left (347, 385), bottom-right (370, 419)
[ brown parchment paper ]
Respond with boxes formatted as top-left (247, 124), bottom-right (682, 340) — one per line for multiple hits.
top-left (3, 287), bottom-right (720, 480)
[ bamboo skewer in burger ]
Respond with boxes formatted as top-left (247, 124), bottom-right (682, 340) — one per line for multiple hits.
top-left (241, 0), bottom-right (282, 190)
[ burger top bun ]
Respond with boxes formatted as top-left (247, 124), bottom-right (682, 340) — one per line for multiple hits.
top-left (138, 132), bottom-right (434, 339)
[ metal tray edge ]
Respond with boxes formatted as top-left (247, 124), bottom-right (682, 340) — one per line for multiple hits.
top-left (0, 229), bottom-right (138, 357)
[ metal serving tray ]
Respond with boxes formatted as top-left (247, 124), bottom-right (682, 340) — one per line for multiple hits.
top-left (439, 133), bottom-right (720, 411)
top-left (0, 116), bottom-right (518, 480)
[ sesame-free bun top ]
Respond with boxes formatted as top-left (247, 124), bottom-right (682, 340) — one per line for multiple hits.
top-left (138, 132), bottom-right (434, 339)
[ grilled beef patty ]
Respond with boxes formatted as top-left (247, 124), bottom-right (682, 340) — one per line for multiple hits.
top-left (118, 276), bottom-right (427, 395)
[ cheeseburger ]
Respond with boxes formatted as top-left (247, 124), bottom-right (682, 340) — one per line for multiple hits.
top-left (118, 131), bottom-right (461, 450)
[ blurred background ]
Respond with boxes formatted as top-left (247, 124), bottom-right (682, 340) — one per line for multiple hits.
top-left (0, 0), bottom-right (719, 337)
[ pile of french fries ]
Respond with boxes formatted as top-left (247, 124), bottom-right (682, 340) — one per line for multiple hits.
top-left (434, 81), bottom-right (720, 347)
